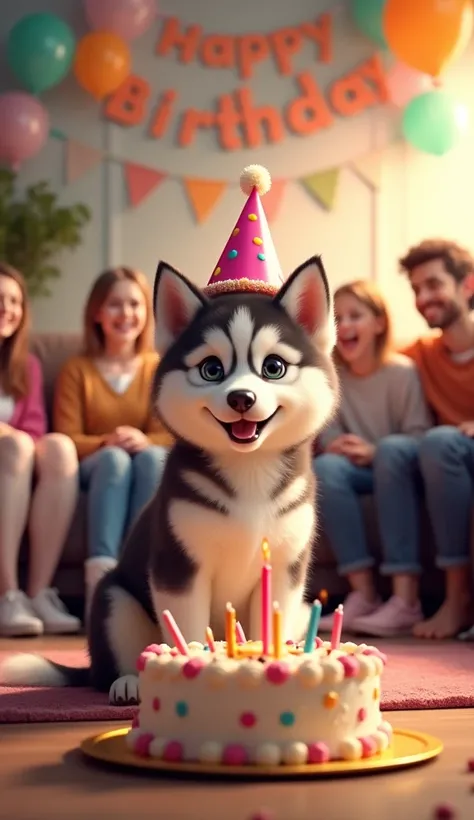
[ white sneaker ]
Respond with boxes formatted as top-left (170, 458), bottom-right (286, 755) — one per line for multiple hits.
top-left (0, 590), bottom-right (44, 637)
top-left (85, 556), bottom-right (118, 622)
top-left (29, 588), bottom-right (81, 635)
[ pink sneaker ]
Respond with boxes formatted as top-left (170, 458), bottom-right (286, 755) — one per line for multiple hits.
top-left (351, 595), bottom-right (423, 637)
top-left (318, 591), bottom-right (382, 633)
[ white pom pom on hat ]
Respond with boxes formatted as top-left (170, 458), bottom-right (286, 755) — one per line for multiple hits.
top-left (240, 164), bottom-right (272, 197)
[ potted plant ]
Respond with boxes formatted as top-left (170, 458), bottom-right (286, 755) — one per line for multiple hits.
top-left (0, 168), bottom-right (91, 297)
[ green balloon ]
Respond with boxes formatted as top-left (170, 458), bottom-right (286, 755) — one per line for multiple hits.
top-left (402, 91), bottom-right (463, 156)
top-left (6, 12), bottom-right (76, 95)
top-left (351, 0), bottom-right (387, 49)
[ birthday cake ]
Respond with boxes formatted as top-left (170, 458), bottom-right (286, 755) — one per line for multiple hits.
top-left (125, 634), bottom-right (392, 767)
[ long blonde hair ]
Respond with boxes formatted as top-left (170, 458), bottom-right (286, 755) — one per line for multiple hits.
top-left (334, 279), bottom-right (393, 366)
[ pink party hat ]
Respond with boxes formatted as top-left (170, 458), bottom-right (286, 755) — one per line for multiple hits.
top-left (205, 165), bottom-right (284, 298)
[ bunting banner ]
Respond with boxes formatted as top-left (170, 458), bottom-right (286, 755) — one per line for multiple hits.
top-left (50, 130), bottom-right (388, 224)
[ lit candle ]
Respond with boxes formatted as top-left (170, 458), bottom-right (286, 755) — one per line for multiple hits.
top-left (206, 626), bottom-right (216, 653)
top-left (161, 610), bottom-right (189, 655)
top-left (273, 602), bottom-right (282, 659)
top-left (331, 604), bottom-right (344, 651)
top-left (235, 621), bottom-right (247, 644)
top-left (319, 589), bottom-right (328, 607)
top-left (226, 602), bottom-right (237, 658)
top-left (303, 599), bottom-right (322, 653)
top-left (261, 539), bottom-right (272, 655)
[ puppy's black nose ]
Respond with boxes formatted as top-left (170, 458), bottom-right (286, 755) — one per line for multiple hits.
top-left (227, 389), bottom-right (256, 413)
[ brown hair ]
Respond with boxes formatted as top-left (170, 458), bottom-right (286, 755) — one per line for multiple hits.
top-left (0, 263), bottom-right (30, 399)
top-left (399, 239), bottom-right (474, 283)
top-left (333, 279), bottom-right (393, 364)
top-left (83, 267), bottom-right (154, 356)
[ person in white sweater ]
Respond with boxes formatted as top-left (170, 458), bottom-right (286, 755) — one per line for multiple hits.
top-left (314, 279), bottom-right (433, 636)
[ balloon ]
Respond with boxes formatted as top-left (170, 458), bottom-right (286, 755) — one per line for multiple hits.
top-left (74, 32), bottom-right (131, 100)
top-left (383, 0), bottom-right (473, 77)
top-left (402, 90), bottom-right (467, 156)
top-left (84, 0), bottom-right (157, 42)
top-left (386, 61), bottom-right (432, 108)
top-left (351, 0), bottom-right (387, 48)
top-left (0, 92), bottom-right (49, 170)
top-left (6, 12), bottom-right (75, 95)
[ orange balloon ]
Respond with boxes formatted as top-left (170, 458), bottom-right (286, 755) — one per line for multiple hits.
top-left (74, 32), bottom-right (131, 100)
top-left (383, 0), bottom-right (473, 77)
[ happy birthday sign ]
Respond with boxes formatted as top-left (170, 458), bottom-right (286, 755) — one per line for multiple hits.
top-left (104, 14), bottom-right (389, 150)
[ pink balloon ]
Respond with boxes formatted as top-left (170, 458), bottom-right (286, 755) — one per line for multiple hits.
top-left (84, 0), bottom-right (157, 41)
top-left (0, 92), bottom-right (49, 170)
top-left (386, 61), bottom-right (433, 109)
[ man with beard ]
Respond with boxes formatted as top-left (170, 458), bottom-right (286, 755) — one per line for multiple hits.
top-left (400, 239), bottom-right (474, 639)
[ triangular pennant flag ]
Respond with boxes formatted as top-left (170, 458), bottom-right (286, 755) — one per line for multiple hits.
top-left (301, 168), bottom-right (340, 211)
top-left (66, 140), bottom-right (102, 183)
top-left (350, 151), bottom-right (383, 190)
top-left (262, 179), bottom-right (286, 223)
top-left (124, 163), bottom-right (167, 207)
top-left (183, 178), bottom-right (227, 224)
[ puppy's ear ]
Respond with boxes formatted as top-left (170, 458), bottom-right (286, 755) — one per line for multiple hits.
top-left (274, 256), bottom-right (336, 355)
top-left (154, 262), bottom-right (207, 356)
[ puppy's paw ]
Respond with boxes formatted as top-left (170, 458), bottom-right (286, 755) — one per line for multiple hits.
top-left (109, 674), bottom-right (140, 705)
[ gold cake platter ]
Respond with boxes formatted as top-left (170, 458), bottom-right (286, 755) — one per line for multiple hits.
top-left (80, 727), bottom-right (443, 779)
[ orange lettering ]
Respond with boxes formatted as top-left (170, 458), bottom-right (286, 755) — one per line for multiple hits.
top-left (329, 71), bottom-right (374, 117)
top-left (200, 34), bottom-right (235, 68)
top-left (235, 87), bottom-right (284, 148)
top-left (104, 74), bottom-right (150, 127)
top-left (237, 34), bottom-right (270, 80)
top-left (269, 27), bottom-right (303, 76)
top-left (215, 93), bottom-right (243, 150)
top-left (156, 16), bottom-right (201, 64)
top-left (149, 89), bottom-right (178, 138)
top-left (285, 71), bottom-right (333, 135)
top-left (178, 108), bottom-right (216, 147)
top-left (358, 54), bottom-right (389, 103)
top-left (301, 13), bottom-right (332, 63)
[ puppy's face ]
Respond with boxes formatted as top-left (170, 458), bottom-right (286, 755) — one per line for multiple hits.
top-left (152, 258), bottom-right (338, 454)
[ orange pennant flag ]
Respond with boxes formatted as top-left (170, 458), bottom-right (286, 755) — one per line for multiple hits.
top-left (262, 179), bottom-right (286, 223)
top-left (124, 163), bottom-right (166, 207)
top-left (66, 140), bottom-right (102, 183)
top-left (183, 178), bottom-right (227, 224)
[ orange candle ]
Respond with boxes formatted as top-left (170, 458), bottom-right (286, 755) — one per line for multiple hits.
top-left (226, 602), bottom-right (237, 658)
top-left (261, 539), bottom-right (272, 655)
top-left (273, 601), bottom-right (282, 659)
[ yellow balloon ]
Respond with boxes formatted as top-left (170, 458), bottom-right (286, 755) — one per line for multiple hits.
top-left (74, 31), bottom-right (131, 100)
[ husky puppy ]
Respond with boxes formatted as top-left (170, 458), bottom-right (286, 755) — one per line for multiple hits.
top-left (1, 256), bottom-right (338, 704)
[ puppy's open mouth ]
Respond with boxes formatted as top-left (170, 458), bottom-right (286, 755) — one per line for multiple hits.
top-left (211, 409), bottom-right (280, 443)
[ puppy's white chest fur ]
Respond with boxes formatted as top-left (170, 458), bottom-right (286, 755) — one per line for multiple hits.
top-left (167, 454), bottom-right (314, 619)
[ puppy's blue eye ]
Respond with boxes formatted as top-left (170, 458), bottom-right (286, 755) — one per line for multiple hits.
top-left (199, 356), bottom-right (224, 382)
top-left (262, 355), bottom-right (287, 380)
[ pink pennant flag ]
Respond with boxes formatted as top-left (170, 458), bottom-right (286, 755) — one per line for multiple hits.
top-left (262, 178), bottom-right (286, 223)
top-left (66, 140), bottom-right (102, 183)
top-left (124, 163), bottom-right (166, 207)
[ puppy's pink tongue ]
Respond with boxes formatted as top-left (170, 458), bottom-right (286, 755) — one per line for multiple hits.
top-left (232, 420), bottom-right (257, 440)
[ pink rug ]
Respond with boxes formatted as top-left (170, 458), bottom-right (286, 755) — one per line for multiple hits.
top-left (1, 641), bottom-right (474, 723)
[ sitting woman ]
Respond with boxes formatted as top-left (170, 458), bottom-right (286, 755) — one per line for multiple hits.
top-left (0, 263), bottom-right (80, 637)
top-left (53, 266), bottom-right (173, 609)
top-left (314, 280), bottom-right (432, 637)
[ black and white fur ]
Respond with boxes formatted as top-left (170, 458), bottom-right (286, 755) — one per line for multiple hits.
top-left (1, 256), bottom-right (338, 704)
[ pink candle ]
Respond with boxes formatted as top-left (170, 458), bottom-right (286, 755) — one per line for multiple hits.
top-left (235, 621), bottom-right (247, 644)
top-left (330, 604), bottom-right (344, 651)
top-left (162, 609), bottom-right (189, 655)
top-left (261, 539), bottom-right (272, 655)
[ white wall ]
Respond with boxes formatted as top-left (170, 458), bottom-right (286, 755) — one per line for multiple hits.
top-left (1, 0), bottom-right (473, 343)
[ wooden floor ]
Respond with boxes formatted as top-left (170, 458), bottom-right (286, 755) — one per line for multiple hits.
top-left (1, 636), bottom-right (473, 820)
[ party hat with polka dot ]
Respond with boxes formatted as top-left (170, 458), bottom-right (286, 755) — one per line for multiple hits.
top-left (205, 165), bottom-right (284, 298)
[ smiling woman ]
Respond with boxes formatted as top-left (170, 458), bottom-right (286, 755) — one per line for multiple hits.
top-left (52, 266), bottom-right (174, 614)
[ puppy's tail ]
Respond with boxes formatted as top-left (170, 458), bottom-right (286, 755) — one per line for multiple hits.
top-left (0, 653), bottom-right (90, 688)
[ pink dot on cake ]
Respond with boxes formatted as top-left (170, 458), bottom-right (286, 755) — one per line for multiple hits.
top-left (152, 697), bottom-right (160, 711)
top-left (240, 711), bottom-right (257, 728)
top-left (265, 661), bottom-right (290, 685)
top-left (163, 740), bottom-right (184, 762)
top-left (182, 657), bottom-right (204, 679)
top-left (223, 744), bottom-right (248, 765)
top-left (357, 707), bottom-right (367, 722)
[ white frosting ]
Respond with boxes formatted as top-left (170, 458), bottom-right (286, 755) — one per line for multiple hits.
top-left (129, 641), bottom-right (391, 764)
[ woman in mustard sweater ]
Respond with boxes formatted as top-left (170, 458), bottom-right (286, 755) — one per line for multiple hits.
top-left (54, 267), bottom-right (173, 608)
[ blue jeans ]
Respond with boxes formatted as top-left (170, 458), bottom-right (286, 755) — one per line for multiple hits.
top-left (418, 426), bottom-right (474, 569)
top-left (314, 435), bottom-right (422, 576)
top-left (80, 445), bottom-right (168, 560)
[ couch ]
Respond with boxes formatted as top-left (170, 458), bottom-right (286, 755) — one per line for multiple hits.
top-left (20, 333), bottom-right (474, 604)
